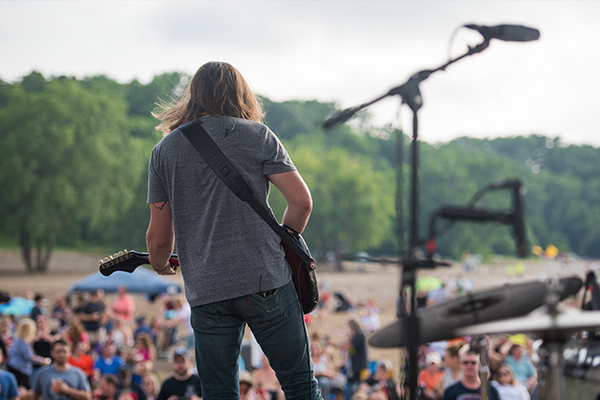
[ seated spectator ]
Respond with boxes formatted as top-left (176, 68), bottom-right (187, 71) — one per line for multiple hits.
top-left (0, 346), bottom-right (19, 400)
top-left (417, 353), bottom-right (444, 400)
top-left (69, 341), bottom-right (95, 380)
top-left (156, 347), bottom-right (202, 400)
top-left (490, 364), bottom-right (529, 400)
top-left (31, 339), bottom-right (91, 400)
top-left (94, 342), bottom-right (125, 379)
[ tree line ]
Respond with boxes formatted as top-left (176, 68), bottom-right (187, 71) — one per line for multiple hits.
top-left (0, 72), bottom-right (598, 272)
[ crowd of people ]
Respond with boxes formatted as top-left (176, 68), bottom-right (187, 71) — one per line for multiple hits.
top-left (0, 273), bottom-right (547, 400)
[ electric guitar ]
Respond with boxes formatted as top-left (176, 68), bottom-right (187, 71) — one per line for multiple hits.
top-left (99, 236), bottom-right (318, 314)
top-left (98, 250), bottom-right (179, 276)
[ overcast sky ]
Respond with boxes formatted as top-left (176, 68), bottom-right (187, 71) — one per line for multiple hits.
top-left (1, 1), bottom-right (599, 146)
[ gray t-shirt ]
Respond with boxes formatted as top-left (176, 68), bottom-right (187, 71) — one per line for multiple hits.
top-left (147, 116), bottom-right (296, 306)
top-left (32, 365), bottom-right (91, 400)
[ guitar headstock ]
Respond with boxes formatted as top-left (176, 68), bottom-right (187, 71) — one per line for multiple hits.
top-left (98, 250), bottom-right (147, 276)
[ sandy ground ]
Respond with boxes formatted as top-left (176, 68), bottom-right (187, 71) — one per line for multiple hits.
top-left (0, 249), bottom-right (592, 382)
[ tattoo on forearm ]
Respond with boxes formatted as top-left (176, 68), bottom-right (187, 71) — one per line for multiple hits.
top-left (153, 201), bottom-right (168, 210)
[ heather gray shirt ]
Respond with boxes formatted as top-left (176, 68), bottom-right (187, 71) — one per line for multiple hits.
top-left (32, 365), bottom-right (90, 400)
top-left (147, 116), bottom-right (295, 306)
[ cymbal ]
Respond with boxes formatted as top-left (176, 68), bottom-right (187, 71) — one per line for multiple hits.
top-left (368, 276), bottom-right (582, 348)
top-left (455, 307), bottom-right (600, 341)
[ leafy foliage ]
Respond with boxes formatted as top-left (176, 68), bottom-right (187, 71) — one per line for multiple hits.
top-left (1, 71), bottom-right (599, 273)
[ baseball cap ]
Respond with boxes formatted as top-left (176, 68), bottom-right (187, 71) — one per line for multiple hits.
top-left (426, 353), bottom-right (442, 365)
top-left (173, 346), bottom-right (190, 360)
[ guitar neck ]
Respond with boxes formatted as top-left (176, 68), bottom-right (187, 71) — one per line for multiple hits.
top-left (99, 250), bottom-right (179, 276)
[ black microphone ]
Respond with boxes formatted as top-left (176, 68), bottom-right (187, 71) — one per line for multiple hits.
top-left (322, 107), bottom-right (359, 129)
top-left (465, 24), bottom-right (540, 42)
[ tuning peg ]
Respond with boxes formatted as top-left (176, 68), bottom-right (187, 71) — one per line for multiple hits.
top-left (103, 257), bottom-right (109, 263)
top-left (118, 251), bottom-right (123, 256)
top-left (98, 259), bottom-right (103, 265)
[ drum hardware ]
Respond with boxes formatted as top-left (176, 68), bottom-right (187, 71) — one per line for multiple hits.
top-left (456, 280), bottom-right (600, 400)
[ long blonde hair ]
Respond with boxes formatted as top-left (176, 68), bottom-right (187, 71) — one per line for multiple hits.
top-left (15, 318), bottom-right (37, 343)
top-left (153, 61), bottom-right (264, 135)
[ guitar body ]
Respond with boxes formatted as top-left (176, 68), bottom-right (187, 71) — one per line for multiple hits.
top-left (282, 234), bottom-right (319, 315)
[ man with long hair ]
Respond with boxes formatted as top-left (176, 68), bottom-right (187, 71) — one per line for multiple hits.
top-left (146, 61), bottom-right (321, 399)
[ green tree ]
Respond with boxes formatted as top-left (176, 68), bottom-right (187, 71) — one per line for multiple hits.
top-left (0, 78), bottom-right (144, 271)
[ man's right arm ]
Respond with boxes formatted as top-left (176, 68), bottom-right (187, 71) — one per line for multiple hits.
top-left (268, 171), bottom-right (312, 233)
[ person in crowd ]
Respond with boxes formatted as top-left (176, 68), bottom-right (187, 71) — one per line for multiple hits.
top-left (146, 61), bottom-right (319, 399)
top-left (132, 317), bottom-right (153, 342)
top-left (133, 334), bottom-right (156, 363)
top-left (62, 320), bottom-right (89, 349)
top-left (7, 318), bottom-right (49, 389)
top-left (166, 299), bottom-right (193, 351)
top-left (140, 374), bottom-right (161, 400)
top-left (0, 346), bottom-right (19, 400)
top-left (490, 364), bottom-right (529, 400)
top-left (51, 295), bottom-right (72, 328)
top-left (107, 319), bottom-right (133, 350)
top-left (32, 339), bottom-right (91, 400)
top-left (30, 295), bottom-right (45, 322)
top-left (417, 353), bottom-right (444, 400)
top-left (32, 315), bottom-right (60, 371)
top-left (68, 341), bottom-right (94, 381)
top-left (132, 359), bottom-right (157, 387)
top-left (311, 340), bottom-right (344, 400)
top-left (342, 319), bottom-right (368, 388)
top-left (503, 344), bottom-right (537, 392)
top-left (364, 360), bottom-right (401, 400)
top-left (156, 347), bottom-right (202, 400)
top-left (111, 287), bottom-right (135, 323)
top-left (442, 346), bottom-right (500, 400)
top-left (0, 316), bottom-right (12, 357)
top-left (78, 290), bottom-right (107, 351)
top-left (251, 354), bottom-right (284, 400)
top-left (368, 390), bottom-right (388, 400)
top-left (238, 369), bottom-right (265, 400)
top-left (117, 364), bottom-right (147, 400)
top-left (96, 375), bottom-right (119, 400)
top-left (93, 342), bottom-right (125, 379)
top-left (437, 345), bottom-right (463, 394)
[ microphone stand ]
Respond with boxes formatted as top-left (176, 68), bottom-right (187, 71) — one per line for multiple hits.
top-left (323, 37), bottom-right (492, 400)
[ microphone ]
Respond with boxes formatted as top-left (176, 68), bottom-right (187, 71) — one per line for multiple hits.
top-left (465, 24), bottom-right (540, 42)
top-left (322, 107), bottom-right (359, 129)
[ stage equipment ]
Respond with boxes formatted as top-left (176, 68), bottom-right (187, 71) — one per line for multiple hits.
top-left (323, 23), bottom-right (540, 400)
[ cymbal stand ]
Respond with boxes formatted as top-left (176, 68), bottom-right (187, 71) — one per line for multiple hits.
top-left (470, 335), bottom-right (489, 400)
top-left (537, 279), bottom-right (567, 400)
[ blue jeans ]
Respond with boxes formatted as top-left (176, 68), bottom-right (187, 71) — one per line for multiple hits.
top-left (191, 280), bottom-right (323, 400)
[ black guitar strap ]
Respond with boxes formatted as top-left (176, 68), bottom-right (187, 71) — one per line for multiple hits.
top-left (178, 120), bottom-right (314, 267)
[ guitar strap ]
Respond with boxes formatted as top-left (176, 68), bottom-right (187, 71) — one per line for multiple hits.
top-left (178, 120), bottom-right (315, 267)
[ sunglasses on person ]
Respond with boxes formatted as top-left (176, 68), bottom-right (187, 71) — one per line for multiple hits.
top-left (461, 360), bottom-right (478, 365)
